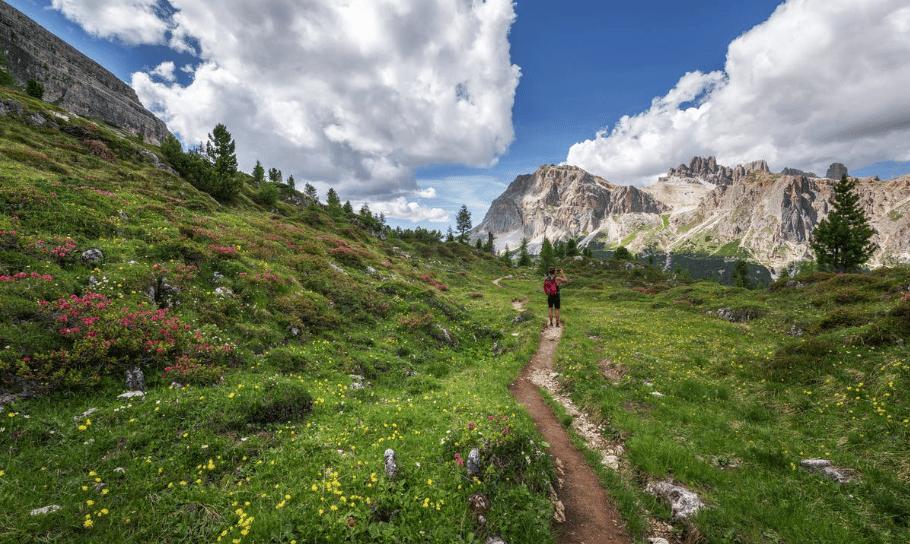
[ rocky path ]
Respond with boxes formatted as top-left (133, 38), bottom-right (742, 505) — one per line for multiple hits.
top-left (498, 278), bottom-right (631, 544)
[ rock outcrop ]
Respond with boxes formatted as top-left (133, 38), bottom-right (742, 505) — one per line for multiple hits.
top-left (658, 156), bottom-right (770, 186)
top-left (474, 157), bottom-right (910, 270)
top-left (0, 1), bottom-right (171, 144)
top-left (825, 163), bottom-right (849, 180)
top-left (470, 165), bottom-right (669, 252)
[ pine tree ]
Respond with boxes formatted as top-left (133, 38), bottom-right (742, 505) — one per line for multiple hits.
top-left (252, 160), bottom-right (264, 184)
top-left (26, 79), bottom-right (45, 100)
top-left (304, 183), bottom-right (318, 203)
top-left (810, 176), bottom-right (877, 272)
top-left (484, 231), bottom-right (495, 254)
top-left (455, 205), bottom-right (472, 243)
top-left (203, 124), bottom-right (240, 200)
top-left (268, 167), bottom-right (282, 183)
top-left (538, 236), bottom-right (555, 275)
top-left (287, 175), bottom-right (295, 190)
top-left (518, 237), bottom-right (532, 267)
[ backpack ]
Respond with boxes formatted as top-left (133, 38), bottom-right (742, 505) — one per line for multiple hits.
top-left (543, 277), bottom-right (558, 295)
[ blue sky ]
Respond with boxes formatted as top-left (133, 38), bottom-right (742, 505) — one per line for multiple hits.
top-left (8, 0), bottom-right (910, 232)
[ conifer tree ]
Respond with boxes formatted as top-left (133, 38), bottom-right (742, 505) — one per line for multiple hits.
top-left (304, 183), bottom-right (319, 203)
top-left (518, 237), bottom-right (532, 267)
top-left (455, 205), bottom-right (472, 243)
top-left (287, 175), bottom-right (295, 190)
top-left (538, 236), bottom-right (555, 275)
top-left (252, 160), bottom-right (264, 184)
top-left (810, 176), bottom-right (877, 272)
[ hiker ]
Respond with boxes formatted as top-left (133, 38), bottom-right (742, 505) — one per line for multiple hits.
top-left (544, 267), bottom-right (568, 327)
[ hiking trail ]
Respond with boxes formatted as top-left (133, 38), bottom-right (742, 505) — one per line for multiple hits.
top-left (496, 276), bottom-right (632, 544)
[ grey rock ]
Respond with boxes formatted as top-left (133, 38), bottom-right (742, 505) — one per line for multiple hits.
top-left (0, 98), bottom-right (25, 116)
top-left (781, 167), bottom-right (818, 177)
top-left (467, 448), bottom-right (482, 478)
top-left (73, 408), bottom-right (98, 421)
top-left (799, 458), bottom-right (832, 471)
top-left (117, 391), bottom-right (144, 399)
top-left (88, 275), bottom-right (100, 287)
top-left (0, 2), bottom-right (171, 144)
top-left (214, 287), bottom-right (233, 297)
top-left (484, 537), bottom-right (506, 544)
top-left (800, 458), bottom-right (856, 484)
top-left (384, 449), bottom-right (398, 479)
top-left (646, 480), bottom-right (705, 519)
top-left (30, 505), bottom-right (61, 516)
top-left (26, 113), bottom-right (48, 127)
top-left (125, 367), bottom-right (145, 391)
top-left (825, 163), bottom-right (849, 180)
top-left (212, 272), bottom-right (225, 282)
top-left (80, 248), bottom-right (104, 265)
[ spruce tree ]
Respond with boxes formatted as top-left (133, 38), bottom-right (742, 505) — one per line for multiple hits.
top-left (538, 236), bottom-right (555, 275)
top-left (455, 205), bottom-right (472, 243)
top-left (252, 160), bottom-right (265, 184)
top-left (518, 238), bottom-right (532, 267)
top-left (810, 176), bottom-right (877, 272)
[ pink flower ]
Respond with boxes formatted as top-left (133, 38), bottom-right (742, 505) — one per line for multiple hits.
top-left (468, 423), bottom-right (474, 430)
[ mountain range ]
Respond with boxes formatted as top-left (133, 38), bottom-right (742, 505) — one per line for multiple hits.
top-left (471, 157), bottom-right (910, 271)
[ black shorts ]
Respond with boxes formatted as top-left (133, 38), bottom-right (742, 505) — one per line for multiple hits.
top-left (547, 294), bottom-right (560, 309)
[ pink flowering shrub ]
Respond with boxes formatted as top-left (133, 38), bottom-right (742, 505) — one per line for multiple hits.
top-left (420, 274), bottom-right (448, 291)
top-left (27, 236), bottom-right (78, 263)
top-left (13, 292), bottom-right (234, 391)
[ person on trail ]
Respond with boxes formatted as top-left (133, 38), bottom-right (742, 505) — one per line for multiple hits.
top-left (544, 267), bottom-right (568, 327)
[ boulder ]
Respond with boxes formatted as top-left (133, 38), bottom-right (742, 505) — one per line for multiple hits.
top-left (645, 480), bottom-right (705, 519)
top-left (80, 248), bottom-right (104, 265)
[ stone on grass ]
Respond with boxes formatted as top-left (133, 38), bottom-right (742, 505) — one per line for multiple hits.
top-left (30, 505), bottom-right (61, 516)
top-left (799, 459), bottom-right (856, 484)
top-left (646, 480), bottom-right (705, 519)
top-left (384, 449), bottom-right (398, 479)
top-left (81, 248), bottom-right (104, 265)
top-left (467, 448), bottom-right (482, 478)
top-left (73, 408), bottom-right (98, 421)
top-left (125, 366), bottom-right (146, 391)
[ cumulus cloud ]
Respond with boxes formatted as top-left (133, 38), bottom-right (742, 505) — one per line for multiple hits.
top-left (368, 197), bottom-right (449, 223)
top-left (566, 0), bottom-right (910, 186)
top-left (149, 61), bottom-right (176, 82)
top-left (52, 0), bottom-right (520, 213)
top-left (50, 0), bottom-right (171, 44)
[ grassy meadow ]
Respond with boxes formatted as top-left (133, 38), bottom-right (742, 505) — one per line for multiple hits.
top-left (2, 85), bottom-right (909, 543)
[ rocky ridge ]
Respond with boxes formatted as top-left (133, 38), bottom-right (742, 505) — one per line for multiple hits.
top-left (471, 158), bottom-right (910, 271)
top-left (0, 0), bottom-right (171, 144)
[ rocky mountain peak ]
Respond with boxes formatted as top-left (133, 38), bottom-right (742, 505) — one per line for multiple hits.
top-left (660, 156), bottom-right (770, 186)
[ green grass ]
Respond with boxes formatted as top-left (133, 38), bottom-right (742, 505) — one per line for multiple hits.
top-left (537, 260), bottom-right (910, 543)
top-left (3, 86), bottom-right (910, 543)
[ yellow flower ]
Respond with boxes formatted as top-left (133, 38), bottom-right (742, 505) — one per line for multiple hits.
top-left (83, 519), bottom-right (94, 528)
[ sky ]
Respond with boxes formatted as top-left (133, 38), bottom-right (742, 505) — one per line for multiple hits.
top-left (7, 0), bottom-right (910, 232)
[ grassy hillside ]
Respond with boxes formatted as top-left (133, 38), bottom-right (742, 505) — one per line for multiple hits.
top-left (0, 88), bottom-right (556, 543)
top-left (2, 86), bottom-right (909, 543)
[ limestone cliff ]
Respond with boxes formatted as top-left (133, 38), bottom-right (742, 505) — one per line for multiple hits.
top-left (0, 1), bottom-right (170, 144)
top-left (471, 164), bottom-right (669, 253)
top-left (474, 157), bottom-right (910, 270)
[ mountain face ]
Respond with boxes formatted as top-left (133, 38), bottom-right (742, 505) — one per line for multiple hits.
top-left (473, 164), bottom-right (669, 254)
top-left (472, 158), bottom-right (910, 271)
top-left (0, 1), bottom-right (171, 144)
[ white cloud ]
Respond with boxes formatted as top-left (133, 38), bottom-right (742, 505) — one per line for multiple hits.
top-left (149, 61), bottom-right (176, 82)
top-left (566, 0), bottom-right (910, 185)
top-left (53, 0), bottom-right (520, 202)
top-left (368, 197), bottom-right (449, 223)
top-left (50, 0), bottom-right (170, 44)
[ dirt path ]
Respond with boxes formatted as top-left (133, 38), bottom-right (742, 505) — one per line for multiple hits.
top-left (498, 278), bottom-right (631, 544)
